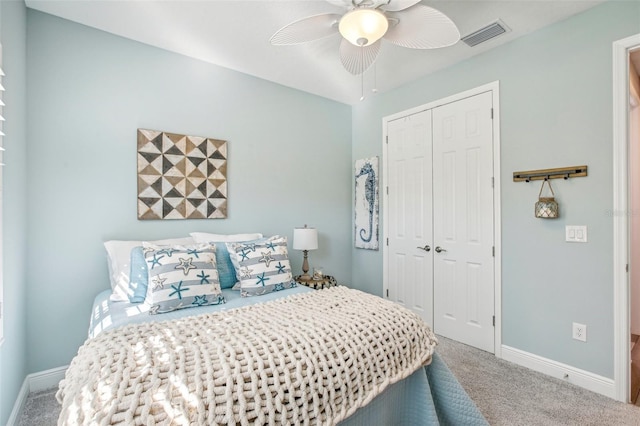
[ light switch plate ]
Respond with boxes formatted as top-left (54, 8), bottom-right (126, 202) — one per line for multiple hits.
top-left (566, 225), bottom-right (587, 243)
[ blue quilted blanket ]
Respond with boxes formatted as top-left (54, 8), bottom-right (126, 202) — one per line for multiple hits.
top-left (426, 353), bottom-right (489, 425)
top-left (340, 352), bottom-right (488, 426)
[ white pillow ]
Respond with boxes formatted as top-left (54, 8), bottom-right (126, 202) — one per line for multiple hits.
top-left (104, 236), bottom-right (194, 302)
top-left (190, 232), bottom-right (263, 243)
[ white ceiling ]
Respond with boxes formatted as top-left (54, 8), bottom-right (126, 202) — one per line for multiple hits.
top-left (25, 0), bottom-right (603, 105)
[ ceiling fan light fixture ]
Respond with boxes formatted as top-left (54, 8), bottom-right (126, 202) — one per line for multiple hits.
top-left (339, 8), bottom-right (388, 47)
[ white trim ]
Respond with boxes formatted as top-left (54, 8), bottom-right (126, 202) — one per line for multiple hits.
top-left (5, 378), bottom-right (28, 426)
top-left (502, 345), bottom-right (616, 399)
top-left (613, 33), bottom-right (640, 403)
top-left (28, 365), bottom-right (67, 393)
top-left (492, 82), bottom-right (502, 358)
top-left (381, 80), bottom-right (502, 356)
top-left (383, 81), bottom-right (499, 123)
top-left (6, 365), bottom-right (67, 426)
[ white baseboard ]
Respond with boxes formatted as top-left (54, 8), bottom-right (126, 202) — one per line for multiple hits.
top-left (6, 365), bottom-right (67, 426)
top-left (501, 345), bottom-right (615, 399)
top-left (6, 379), bottom-right (29, 426)
top-left (28, 365), bottom-right (67, 393)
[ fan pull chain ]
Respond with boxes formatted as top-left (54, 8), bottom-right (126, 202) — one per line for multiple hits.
top-left (372, 62), bottom-right (378, 94)
top-left (360, 43), bottom-right (365, 101)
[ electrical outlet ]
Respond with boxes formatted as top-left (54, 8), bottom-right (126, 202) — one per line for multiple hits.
top-left (572, 322), bottom-right (587, 342)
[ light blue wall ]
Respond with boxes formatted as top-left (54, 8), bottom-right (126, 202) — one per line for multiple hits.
top-left (26, 10), bottom-right (352, 373)
top-left (5, 0), bottom-right (637, 417)
top-left (0, 1), bottom-right (28, 424)
top-left (351, 0), bottom-right (640, 378)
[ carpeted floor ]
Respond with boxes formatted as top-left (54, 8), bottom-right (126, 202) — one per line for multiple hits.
top-left (16, 336), bottom-right (640, 425)
top-left (436, 336), bottom-right (640, 425)
top-left (16, 387), bottom-right (60, 426)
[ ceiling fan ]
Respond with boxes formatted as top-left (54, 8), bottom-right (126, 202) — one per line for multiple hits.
top-left (270, 0), bottom-right (460, 75)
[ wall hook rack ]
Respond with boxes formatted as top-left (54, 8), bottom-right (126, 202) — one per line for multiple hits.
top-left (513, 165), bottom-right (587, 182)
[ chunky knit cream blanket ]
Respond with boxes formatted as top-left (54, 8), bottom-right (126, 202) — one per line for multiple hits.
top-left (57, 287), bottom-right (437, 425)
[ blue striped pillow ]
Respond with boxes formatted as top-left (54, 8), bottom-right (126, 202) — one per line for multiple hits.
top-left (226, 236), bottom-right (296, 297)
top-left (144, 243), bottom-right (225, 314)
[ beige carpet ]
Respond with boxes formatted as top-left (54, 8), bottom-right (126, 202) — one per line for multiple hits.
top-left (16, 388), bottom-right (59, 426)
top-left (436, 336), bottom-right (640, 425)
top-left (16, 335), bottom-right (640, 425)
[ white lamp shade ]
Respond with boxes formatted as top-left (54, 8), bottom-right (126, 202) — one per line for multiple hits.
top-left (339, 8), bottom-right (388, 47)
top-left (293, 227), bottom-right (318, 250)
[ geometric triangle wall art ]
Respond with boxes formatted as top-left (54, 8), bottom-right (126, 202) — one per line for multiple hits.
top-left (137, 129), bottom-right (228, 220)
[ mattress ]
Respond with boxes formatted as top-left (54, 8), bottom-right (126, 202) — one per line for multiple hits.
top-left (81, 287), bottom-right (487, 425)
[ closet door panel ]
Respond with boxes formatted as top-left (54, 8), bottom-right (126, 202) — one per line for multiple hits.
top-left (432, 92), bottom-right (495, 352)
top-left (386, 110), bottom-right (433, 325)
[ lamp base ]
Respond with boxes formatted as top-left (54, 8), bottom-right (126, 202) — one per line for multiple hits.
top-left (296, 274), bottom-right (315, 284)
top-left (301, 249), bottom-right (310, 279)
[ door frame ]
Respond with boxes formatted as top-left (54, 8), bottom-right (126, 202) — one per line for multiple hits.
top-left (381, 81), bottom-right (503, 356)
top-left (613, 33), bottom-right (640, 403)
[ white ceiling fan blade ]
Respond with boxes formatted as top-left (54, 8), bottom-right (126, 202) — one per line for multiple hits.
top-left (378, 0), bottom-right (422, 13)
top-left (339, 38), bottom-right (381, 75)
top-left (324, 0), bottom-right (351, 9)
top-left (383, 4), bottom-right (460, 49)
top-left (270, 14), bottom-right (341, 45)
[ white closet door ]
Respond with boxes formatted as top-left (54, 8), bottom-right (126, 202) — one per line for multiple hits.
top-left (432, 92), bottom-right (495, 352)
top-left (386, 110), bottom-right (434, 325)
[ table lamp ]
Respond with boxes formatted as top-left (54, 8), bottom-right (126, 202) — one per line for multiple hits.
top-left (293, 225), bottom-right (318, 281)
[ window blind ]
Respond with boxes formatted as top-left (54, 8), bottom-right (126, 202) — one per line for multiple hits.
top-left (0, 42), bottom-right (5, 346)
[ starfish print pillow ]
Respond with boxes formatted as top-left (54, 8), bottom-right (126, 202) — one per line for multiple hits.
top-left (226, 235), bottom-right (296, 297)
top-left (143, 242), bottom-right (225, 314)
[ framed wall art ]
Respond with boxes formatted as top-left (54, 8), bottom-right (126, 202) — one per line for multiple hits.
top-left (137, 129), bottom-right (228, 220)
top-left (354, 156), bottom-right (379, 250)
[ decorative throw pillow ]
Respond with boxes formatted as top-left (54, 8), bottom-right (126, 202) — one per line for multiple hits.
top-left (226, 236), bottom-right (297, 297)
top-left (143, 243), bottom-right (224, 314)
top-left (104, 236), bottom-right (194, 302)
top-left (190, 233), bottom-right (264, 289)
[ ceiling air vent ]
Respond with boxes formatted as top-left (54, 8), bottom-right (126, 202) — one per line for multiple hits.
top-left (461, 20), bottom-right (509, 47)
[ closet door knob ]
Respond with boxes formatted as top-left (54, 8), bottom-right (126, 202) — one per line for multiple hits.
top-left (416, 245), bottom-right (431, 252)
top-left (435, 246), bottom-right (447, 253)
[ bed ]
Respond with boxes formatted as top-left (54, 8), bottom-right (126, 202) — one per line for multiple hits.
top-left (56, 235), bottom-right (488, 425)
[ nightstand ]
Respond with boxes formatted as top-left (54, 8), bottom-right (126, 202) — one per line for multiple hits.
top-left (294, 275), bottom-right (338, 290)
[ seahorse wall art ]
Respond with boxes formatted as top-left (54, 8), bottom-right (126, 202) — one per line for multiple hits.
top-left (354, 156), bottom-right (379, 250)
